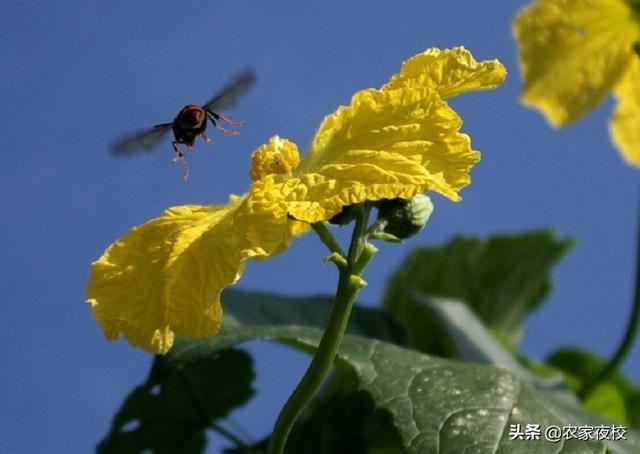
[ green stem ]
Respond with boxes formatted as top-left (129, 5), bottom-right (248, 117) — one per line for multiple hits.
top-left (266, 206), bottom-right (373, 454)
top-left (210, 422), bottom-right (247, 449)
top-left (579, 190), bottom-right (640, 398)
top-left (365, 218), bottom-right (387, 236)
top-left (312, 222), bottom-right (345, 257)
top-left (347, 205), bottom-right (370, 262)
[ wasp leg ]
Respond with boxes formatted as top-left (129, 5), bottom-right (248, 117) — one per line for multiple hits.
top-left (217, 113), bottom-right (245, 127)
top-left (207, 110), bottom-right (245, 127)
top-left (214, 124), bottom-right (240, 136)
top-left (201, 131), bottom-right (213, 144)
top-left (206, 113), bottom-right (240, 136)
top-left (172, 141), bottom-right (190, 181)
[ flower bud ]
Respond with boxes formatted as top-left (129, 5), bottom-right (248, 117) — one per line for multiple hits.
top-left (376, 194), bottom-right (433, 239)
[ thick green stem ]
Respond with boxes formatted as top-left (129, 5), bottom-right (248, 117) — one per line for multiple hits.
top-left (580, 190), bottom-right (640, 398)
top-left (266, 206), bottom-right (373, 454)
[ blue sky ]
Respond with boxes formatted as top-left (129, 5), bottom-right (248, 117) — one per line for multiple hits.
top-left (1, 1), bottom-right (638, 452)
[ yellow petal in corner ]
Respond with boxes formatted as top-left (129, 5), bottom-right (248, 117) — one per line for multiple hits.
top-left (610, 57), bottom-right (640, 166)
top-left (513, 0), bottom-right (639, 126)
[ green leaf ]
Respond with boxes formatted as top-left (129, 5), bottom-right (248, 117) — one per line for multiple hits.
top-left (286, 370), bottom-right (404, 454)
top-left (218, 289), bottom-right (409, 347)
top-left (548, 348), bottom-right (640, 428)
top-left (98, 348), bottom-right (254, 454)
top-left (414, 295), bottom-right (569, 390)
top-left (227, 365), bottom-right (405, 453)
top-left (168, 290), bottom-right (640, 453)
top-left (381, 231), bottom-right (573, 352)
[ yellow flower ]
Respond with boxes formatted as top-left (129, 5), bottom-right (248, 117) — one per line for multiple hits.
top-left (85, 47), bottom-right (506, 354)
top-left (513, 0), bottom-right (640, 165)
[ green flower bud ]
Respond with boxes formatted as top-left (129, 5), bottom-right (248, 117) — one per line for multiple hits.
top-left (376, 194), bottom-right (433, 239)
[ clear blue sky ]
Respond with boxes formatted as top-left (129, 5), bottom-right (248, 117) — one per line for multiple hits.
top-left (2, 1), bottom-right (638, 452)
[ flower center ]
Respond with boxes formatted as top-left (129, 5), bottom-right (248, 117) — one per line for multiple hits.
top-left (249, 136), bottom-right (300, 181)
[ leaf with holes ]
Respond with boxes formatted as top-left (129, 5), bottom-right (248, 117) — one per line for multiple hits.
top-left (98, 348), bottom-right (254, 453)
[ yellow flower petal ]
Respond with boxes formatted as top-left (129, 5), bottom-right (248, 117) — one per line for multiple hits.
top-left (87, 46), bottom-right (505, 353)
top-left (85, 195), bottom-right (299, 354)
top-left (610, 56), bottom-right (640, 165)
top-left (383, 47), bottom-right (507, 99)
top-left (513, 0), bottom-right (640, 126)
top-left (264, 86), bottom-right (480, 223)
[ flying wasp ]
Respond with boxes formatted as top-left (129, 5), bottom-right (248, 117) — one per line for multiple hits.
top-left (111, 69), bottom-right (256, 180)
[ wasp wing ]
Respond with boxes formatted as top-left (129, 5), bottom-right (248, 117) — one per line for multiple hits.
top-left (202, 69), bottom-right (257, 112)
top-left (110, 123), bottom-right (173, 156)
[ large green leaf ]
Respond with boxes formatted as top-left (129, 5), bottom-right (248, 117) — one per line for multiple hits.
top-left (409, 294), bottom-right (640, 430)
top-left (98, 348), bottom-right (254, 454)
top-left (168, 290), bottom-right (639, 453)
top-left (220, 289), bottom-right (408, 346)
top-left (381, 231), bottom-right (573, 352)
top-left (284, 369), bottom-right (404, 454)
top-left (414, 295), bottom-right (568, 390)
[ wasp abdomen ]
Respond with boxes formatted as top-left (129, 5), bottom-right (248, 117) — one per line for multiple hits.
top-left (173, 104), bottom-right (208, 146)
top-left (175, 105), bottom-right (206, 130)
